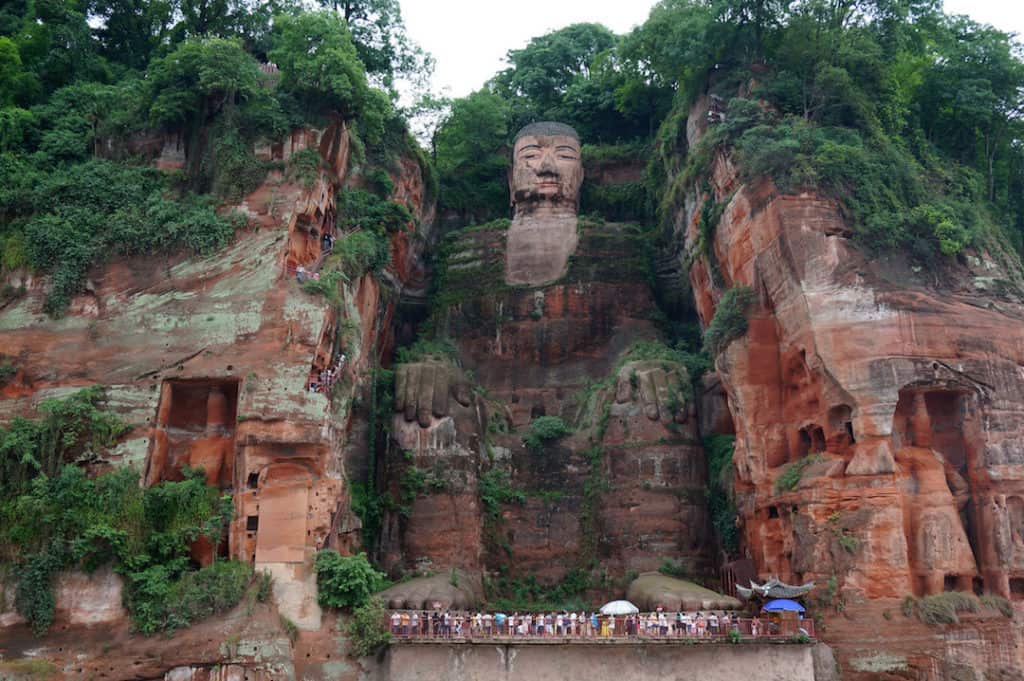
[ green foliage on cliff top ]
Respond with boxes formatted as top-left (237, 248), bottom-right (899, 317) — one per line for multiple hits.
top-left (0, 1), bottom-right (433, 315)
top-left (644, 0), bottom-right (1024, 263)
top-left (0, 388), bottom-right (247, 636)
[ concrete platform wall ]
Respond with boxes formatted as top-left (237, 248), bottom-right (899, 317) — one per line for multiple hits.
top-left (382, 642), bottom-right (824, 681)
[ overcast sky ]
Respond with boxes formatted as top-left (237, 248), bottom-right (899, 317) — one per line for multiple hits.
top-left (399, 0), bottom-right (1024, 99)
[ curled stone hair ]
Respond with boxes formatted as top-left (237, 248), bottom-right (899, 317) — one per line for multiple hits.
top-left (513, 121), bottom-right (580, 142)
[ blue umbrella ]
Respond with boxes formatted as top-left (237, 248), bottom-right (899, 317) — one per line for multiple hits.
top-left (762, 599), bottom-right (805, 613)
top-left (494, 613), bottom-right (507, 624)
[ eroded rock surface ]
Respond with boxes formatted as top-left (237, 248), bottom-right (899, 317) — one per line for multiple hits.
top-left (678, 93), bottom-right (1024, 679)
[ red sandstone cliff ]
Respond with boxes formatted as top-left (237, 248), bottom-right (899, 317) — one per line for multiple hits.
top-left (0, 121), bottom-right (433, 680)
top-left (680, 93), bottom-right (1024, 679)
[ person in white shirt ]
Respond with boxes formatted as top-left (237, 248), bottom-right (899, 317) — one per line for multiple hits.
top-left (569, 611), bottom-right (578, 635)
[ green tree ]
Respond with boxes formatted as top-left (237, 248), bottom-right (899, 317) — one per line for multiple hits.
top-left (146, 36), bottom-right (261, 178)
top-left (269, 11), bottom-right (369, 122)
top-left (322, 0), bottom-right (432, 90)
top-left (433, 89), bottom-right (511, 221)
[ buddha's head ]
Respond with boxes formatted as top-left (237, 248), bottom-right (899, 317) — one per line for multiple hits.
top-left (509, 122), bottom-right (583, 217)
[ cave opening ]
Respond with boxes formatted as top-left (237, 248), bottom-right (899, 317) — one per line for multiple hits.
top-left (1010, 578), bottom-right (1024, 601)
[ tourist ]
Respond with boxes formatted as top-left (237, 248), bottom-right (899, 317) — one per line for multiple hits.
top-left (659, 611), bottom-right (669, 636)
top-left (411, 611), bottom-right (419, 637)
top-left (590, 612), bottom-right (598, 638)
top-left (696, 612), bottom-right (706, 638)
top-left (391, 610), bottom-right (401, 634)
top-left (751, 615), bottom-right (761, 638)
top-left (719, 611), bottom-right (730, 635)
top-left (608, 615), bottom-right (616, 637)
top-left (525, 613), bottom-right (533, 636)
top-left (708, 611), bottom-right (719, 637)
top-left (474, 611), bottom-right (482, 635)
top-left (484, 611), bottom-right (493, 636)
top-left (296, 265), bottom-right (307, 283)
top-left (443, 611), bottom-right (451, 638)
top-left (569, 611), bottom-right (578, 635)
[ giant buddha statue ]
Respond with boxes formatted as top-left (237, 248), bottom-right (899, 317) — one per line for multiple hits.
top-left (377, 123), bottom-right (710, 608)
top-left (505, 122), bottom-right (584, 286)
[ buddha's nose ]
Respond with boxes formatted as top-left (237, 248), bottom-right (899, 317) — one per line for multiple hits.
top-left (538, 152), bottom-right (559, 175)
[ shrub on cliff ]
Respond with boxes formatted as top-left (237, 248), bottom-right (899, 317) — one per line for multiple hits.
top-left (917, 592), bottom-right (979, 625)
top-left (346, 596), bottom-right (391, 657)
top-left (314, 550), bottom-right (387, 610)
top-left (522, 416), bottom-right (573, 450)
top-left (0, 389), bottom-right (247, 636)
top-left (703, 286), bottom-right (755, 357)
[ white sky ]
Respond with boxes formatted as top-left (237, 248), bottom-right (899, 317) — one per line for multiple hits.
top-left (399, 0), bottom-right (1024, 99)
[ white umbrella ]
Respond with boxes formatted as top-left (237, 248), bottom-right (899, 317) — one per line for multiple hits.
top-left (600, 600), bottom-right (639, 615)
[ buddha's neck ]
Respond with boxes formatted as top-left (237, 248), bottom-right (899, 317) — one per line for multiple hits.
top-left (513, 202), bottom-right (577, 220)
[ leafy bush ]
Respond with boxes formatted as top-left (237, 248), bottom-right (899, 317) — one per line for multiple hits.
top-left (337, 189), bottom-right (413, 234)
top-left (7, 158), bottom-right (241, 315)
top-left (0, 385), bottom-right (128, 491)
top-left (703, 287), bottom-right (755, 356)
top-left (522, 416), bottom-right (572, 450)
top-left (917, 592), bottom-right (979, 625)
top-left (314, 550), bottom-right (386, 610)
top-left (286, 148), bottom-right (323, 188)
top-left (479, 468), bottom-right (526, 518)
top-left (129, 560), bottom-right (252, 634)
top-left (346, 597), bottom-right (391, 657)
top-left (0, 389), bottom-right (246, 635)
top-left (334, 231), bottom-right (392, 279)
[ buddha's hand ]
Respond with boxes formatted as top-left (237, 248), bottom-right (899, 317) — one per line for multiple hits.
top-left (395, 360), bottom-right (473, 428)
top-left (614, 360), bottom-right (689, 423)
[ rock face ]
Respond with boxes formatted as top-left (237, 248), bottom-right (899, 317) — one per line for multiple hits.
top-left (0, 120), bottom-right (432, 677)
top-left (678, 93), bottom-right (1024, 678)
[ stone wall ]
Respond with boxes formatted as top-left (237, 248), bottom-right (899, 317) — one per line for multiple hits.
top-left (380, 642), bottom-right (825, 681)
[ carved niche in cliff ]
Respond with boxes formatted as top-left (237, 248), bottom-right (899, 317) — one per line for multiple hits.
top-left (145, 379), bottom-right (239, 489)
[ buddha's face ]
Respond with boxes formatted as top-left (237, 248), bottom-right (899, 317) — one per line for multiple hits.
top-left (510, 134), bottom-right (583, 215)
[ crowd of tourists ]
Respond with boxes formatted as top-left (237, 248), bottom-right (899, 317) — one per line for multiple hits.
top-left (308, 353), bottom-right (346, 394)
top-left (386, 610), bottom-right (799, 640)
